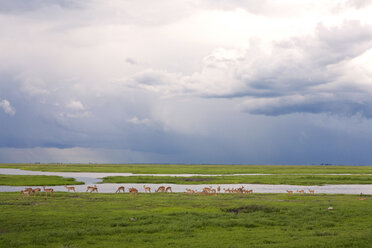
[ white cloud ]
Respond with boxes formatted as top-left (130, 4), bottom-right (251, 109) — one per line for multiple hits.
top-left (66, 100), bottom-right (85, 110)
top-left (128, 116), bottom-right (150, 125)
top-left (0, 99), bottom-right (16, 115)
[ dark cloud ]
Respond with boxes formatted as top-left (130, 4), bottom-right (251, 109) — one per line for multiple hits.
top-left (125, 58), bottom-right (138, 65)
top-left (0, 0), bottom-right (80, 13)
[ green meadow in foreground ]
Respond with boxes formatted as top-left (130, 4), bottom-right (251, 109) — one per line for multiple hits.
top-left (0, 175), bottom-right (84, 186)
top-left (0, 193), bottom-right (371, 248)
top-left (1, 163), bottom-right (372, 174)
top-left (103, 174), bottom-right (372, 185)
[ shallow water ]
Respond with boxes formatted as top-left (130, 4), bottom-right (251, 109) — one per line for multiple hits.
top-left (1, 183), bottom-right (371, 194)
top-left (1, 168), bottom-right (371, 194)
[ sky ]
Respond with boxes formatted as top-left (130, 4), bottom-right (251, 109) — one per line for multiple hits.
top-left (1, 0), bottom-right (372, 164)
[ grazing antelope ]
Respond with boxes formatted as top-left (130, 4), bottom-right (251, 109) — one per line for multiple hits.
top-left (129, 187), bottom-right (138, 197)
top-left (116, 186), bottom-right (125, 193)
top-left (20, 190), bottom-right (31, 198)
top-left (308, 189), bottom-right (315, 195)
top-left (286, 190), bottom-right (293, 195)
top-left (210, 188), bottom-right (217, 195)
top-left (64, 185), bottom-right (76, 192)
top-left (224, 188), bottom-right (232, 193)
top-left (143, 185), bottom-right (151, 193)
top-left (202, 187), bottom-right (211, 194)
top-left (43, 186), bottom-right (54, 197)
top-left (156, 186), bottom-right (166, 192)
top-left (185, 189), bottom-right (195, 194)
top-left (24, 188), bottom-right (33, 193)
top-left (235, 187), bottom-right (244, 194)
top-left (297, 190), bottom-right (305, 194)
top-left (165, 187), bottom-right (172, 193)
top-left (32, 188), bottom-right (41, 197)
top-left (247, 189), bottom-right (253, 194)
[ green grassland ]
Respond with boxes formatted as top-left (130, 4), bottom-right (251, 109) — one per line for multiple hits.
top-left (0, 175), bottom-right (84, 186)
top-left (0, 193), bottom-right (371, 248)
top-left (1, 163), bottom-right (372, 174)
top-left (102, 174), bottom-right (372, 185)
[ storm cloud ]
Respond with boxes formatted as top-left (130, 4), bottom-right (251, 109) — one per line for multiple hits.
top-left (1, 0), bottom-right (372, 164)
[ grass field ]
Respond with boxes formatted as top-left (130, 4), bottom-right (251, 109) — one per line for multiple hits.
top-left (0, 175), bottom-right (84, 186)
top-left (102, 174), bottom-right (372, 185)
top-left (1, 163), bottom-right (372, 174)
top-left (0, 192), bottom-right (371, 248)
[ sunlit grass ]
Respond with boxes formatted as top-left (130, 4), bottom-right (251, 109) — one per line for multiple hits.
top-left (0, 192), bottom-right (371, 247)
top-left (102, 174), bottom-right (372, 185)
top-left (0, 175), bottom-right (84, 186)
top-left (1, 163), bottom-right (372, 174)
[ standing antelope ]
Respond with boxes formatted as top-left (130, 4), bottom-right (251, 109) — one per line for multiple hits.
top-left (64, 185), bottom-right (76, 192)
top-left (156, 186), bottom-right (166, 192)
top-left (143, 185), bottom-right (151, 193)
top-left (129, 187), bottom-right (138, 197)
top-left (86, 185), bottom-right (98, 193)
top-left (297, 190), bottom-right (305, 194)
top-left (116, 186), bottom-right (125, 193)
top-left (308, 189), bottom-right (315, 195)
top-left (286, 190), bottom-right (293, 195)
top-left (165, 187), bottom-right (172, 193)
top-left (217, 186), bottom-right (221, 193)
top-left (32, 188), bottom-right (41, 196)
top-left (43, 186), bottom-right (54, 197)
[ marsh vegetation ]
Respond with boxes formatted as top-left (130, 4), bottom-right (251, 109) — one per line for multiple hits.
top-left (0, 192), bottom-right (371, 248)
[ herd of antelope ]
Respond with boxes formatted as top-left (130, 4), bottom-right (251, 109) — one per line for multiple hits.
top-left (286, 189), bottom-right (315, 195)
top-left (20, 186), bottom-right (54, 197)
top-left (18, 185), bottom-right (368, 201)
top-left (185, 186), bottom-right (253, 195)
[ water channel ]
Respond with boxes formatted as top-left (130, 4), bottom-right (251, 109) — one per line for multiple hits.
top-left (1, 168), bottom-right (371, 194)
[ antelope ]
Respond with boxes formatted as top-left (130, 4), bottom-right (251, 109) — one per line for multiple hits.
top-left (236, 187), bottom-right (244, 194)
top-left (359, 197), bottom-right (367, 200)
top-left (24, 188), bottom-right (33, 193)
top-left (32, 188), bottom-right (41, 197)
top-left (286, 190), bottom-right (293, 195)
top-left (247, 189), bottom-right (253, 194)
top-left (165, 187), bottom-right (172, 193)
top-left (43, 186), bottom-right (54, 197)
top-left (297, 190), bottom-right (305, 194)
top-left (156, 186), bottom-right (166, 192)
top-left (185, 189), bottom-right (195, 194)
top-left (308, 189), bottom-right (315, 195)
top-left (210, 188), bottom-right (217, 195)
top-left (86, 186), bottom-right (95, 192)
top-left (20, 190), bottom-right (31, 198)
top-left (203, 187), bottom-right (212, 193)
top-left (64, 185), bottom-right (76, 192)
top-left (86, 185), bottom-right (98, 193)
top-left (116, 186), bottom-right (125, 193)
top-left (217, 186), bottom-right (221, 193)
top-left (129, 187), bottom-right (138, 197)
top-left (224, 188), bottom-right (232, 193)
top-left (143, 185), bottom-right (151, 193)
